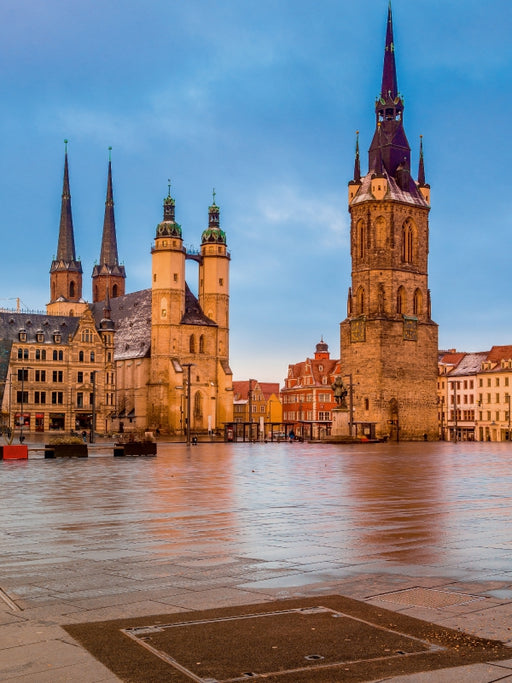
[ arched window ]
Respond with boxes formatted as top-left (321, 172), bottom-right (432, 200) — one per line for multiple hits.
top-left (357, 220), bottom-right (365, 259)
top-left (199, 335), bottom-right (205, 353)
top-left (401, 219), bottom-right (416, 264)
top-left (194, 391), bottom-right (203, 419)
top-left (356, 286), bottom-right (365, 315)
top-left (79, 351), bottom-right (84, 362)
top-left (397, 286), bottom-right (406, 314)
top-left (189, 335), bottom-right (195, 353)
top-left (112, 284), bottom-right (118, 298)
top-left (90, 351), bottom-right (95, 362)
top-left (413, 288), bottom-right (423, 316)
top-left (375, 216), bottom-right (387, 249)
top-left (69, 281), bottom-right (75, 298)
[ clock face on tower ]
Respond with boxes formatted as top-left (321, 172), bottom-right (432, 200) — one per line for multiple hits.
top-left (350, 317), bottom-right (366, 343)
top-left (403, 316), bottom-right (418, 341)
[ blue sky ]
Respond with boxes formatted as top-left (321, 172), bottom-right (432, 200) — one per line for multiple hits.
top-left (1, 0), bottom-right (512, 382)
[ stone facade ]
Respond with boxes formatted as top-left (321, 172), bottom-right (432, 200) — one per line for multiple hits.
top-left (339, 6), bottom-right (438, 440)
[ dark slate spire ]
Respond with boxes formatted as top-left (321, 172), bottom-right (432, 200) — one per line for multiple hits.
top-left (381, 2), bottom-right (398, 103)
top-left (91, 148), bottom-right (125, 302)
top-left (418, 135), bottom-right (426, 186)
top-left (99, 148), bottom-right (119, 267)
top-left (353, 131), bottom-right (361, 183)
top-left (368, 3), bottom-right (411, 180)
top-left (56, 139), bottom-right (78, 263)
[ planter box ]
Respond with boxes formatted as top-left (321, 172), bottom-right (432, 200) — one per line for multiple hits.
top-left (114, 442), bottom-right (157, 457)
top-left (44, 444), bottom-right (88, 458)
top-left (0, 444), bottom-right (28, 460)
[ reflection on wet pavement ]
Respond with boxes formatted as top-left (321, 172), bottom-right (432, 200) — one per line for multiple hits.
top-left (2, 441), bottom-right (512, 589)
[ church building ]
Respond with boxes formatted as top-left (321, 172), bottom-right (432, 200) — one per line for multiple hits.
top-left (0, 146), bottom-right (233, 436)
top-left (340, 5), bottom-right (438, 440)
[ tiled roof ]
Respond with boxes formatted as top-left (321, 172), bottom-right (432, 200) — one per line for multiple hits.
top-left (351, 170), bottom-right (429, 208)
top-left (487, 346), bottom-right (512, 362)
top-left (91, 289), bottom-right (151, 361)
top-left (448, 352), bottom-right (488, 376)
top-left (0, 311), bottom-right (80, 343)
top-left (181, 284), bottom-right (217, 327)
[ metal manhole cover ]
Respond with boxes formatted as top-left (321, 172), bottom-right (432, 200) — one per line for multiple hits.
top-left (122, 606), bottom-right (438, 682)
top-left (376, 587), bottom-right (484, 608)
top-left (64, 595), bottom-right (512, 682)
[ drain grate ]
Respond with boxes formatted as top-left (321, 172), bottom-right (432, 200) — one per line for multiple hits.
top-left (375, 587), bottom-right (484, 609)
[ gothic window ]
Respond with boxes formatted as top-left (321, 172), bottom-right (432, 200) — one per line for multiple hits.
top-left (413, 288), bottom-right (423, 315)
top-left (375, 216), bottom-right (387, 249)
top-left (355, 286), bottom-right (365, 315)
top-left (199, 335), bottom-right (205, 353)
top-left (401, 219), bottom-right (416, 264)
top-left (397, 286), bottom-right (406, 314)
top-left (112, 284), bottom-right (118, 297)
top-left (194, 391), bottom-right (203, 419)
top-left (69, 281), bottom-right (75, 298)
top-left (189, 335), bottom-right (195, 353)
top-left (357, 220), bottom-right (365, 259)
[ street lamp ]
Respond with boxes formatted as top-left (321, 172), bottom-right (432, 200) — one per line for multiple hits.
top-left (182, 363), bottom-right (194, 445)
top-left (90, 371), bottom-right (96, 444)
top-left (343, 374), bottom-right (354, 438)
top-left (19, 366), bottom-right (32, 443)
top-left (248, 378), bottom-right (256, 440)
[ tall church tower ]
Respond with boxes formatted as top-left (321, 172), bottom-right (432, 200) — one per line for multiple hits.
top-left (340, 5), bottom-right (438, 440)
top-left (148, 188), bottom-right (186, 431)
top-left (199, 193), bottom-right (230, 360)
top-left (47, 141), bottom-right (86, 316)
top-left (91, 150), bottom-right (126, 303)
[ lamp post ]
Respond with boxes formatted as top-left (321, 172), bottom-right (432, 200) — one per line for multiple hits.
top-left (343, 374), bottom-right (354, 438)
top-left (90, 371), bottom-right (96, 444)
top-left (248, 378), bottom-right (256, 441)
top-left (508, 393), bottom-right (511, 440)
top-left (452, 380), bottom-right (458, 442)
top-left (182, 363), bottom-right (194, 445)
top-left (19, 367), bottom-right (31, 443)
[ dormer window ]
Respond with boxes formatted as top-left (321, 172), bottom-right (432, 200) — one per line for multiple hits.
top-left (36, 331), bottom-right (44, 343)
top-left (53, 332), bottom-right (61, 343)
top-left (19, 330), bottom-right (27, 342)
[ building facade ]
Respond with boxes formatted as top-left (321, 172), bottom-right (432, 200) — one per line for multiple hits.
top-left (281, 340), bottom-right (341, 439)
top-left (0, 148), bottom-right (232, 436)
top-left (339, 6), bottom-right (438, 440)
top-left (439, 346), bottom-right (512, 442)
top-left (232, 380), bottom-right (282, 428)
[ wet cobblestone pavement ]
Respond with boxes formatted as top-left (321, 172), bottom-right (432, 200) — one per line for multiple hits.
top-left (2, 441), bottom-right (512, 681)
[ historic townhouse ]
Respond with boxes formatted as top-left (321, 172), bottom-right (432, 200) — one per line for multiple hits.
top-left (282, 340), bottom-right (341, 439)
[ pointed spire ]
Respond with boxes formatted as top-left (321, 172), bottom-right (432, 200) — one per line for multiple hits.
top-left (381, 2), bottom-right (398, 102)
top-left (418, 135), bottom-right (426, 186)
top-left (368, 4), bottom-right (410, 178)
top-left (56, 139), bottom-right (77, 262)
top-left (354, 131), bottom-right (361, 183)
top-left (99, 147), bottom-right (119, 267)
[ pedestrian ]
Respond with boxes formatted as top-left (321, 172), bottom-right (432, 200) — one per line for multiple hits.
top-left (81, 430), bottom-right (87, 443)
